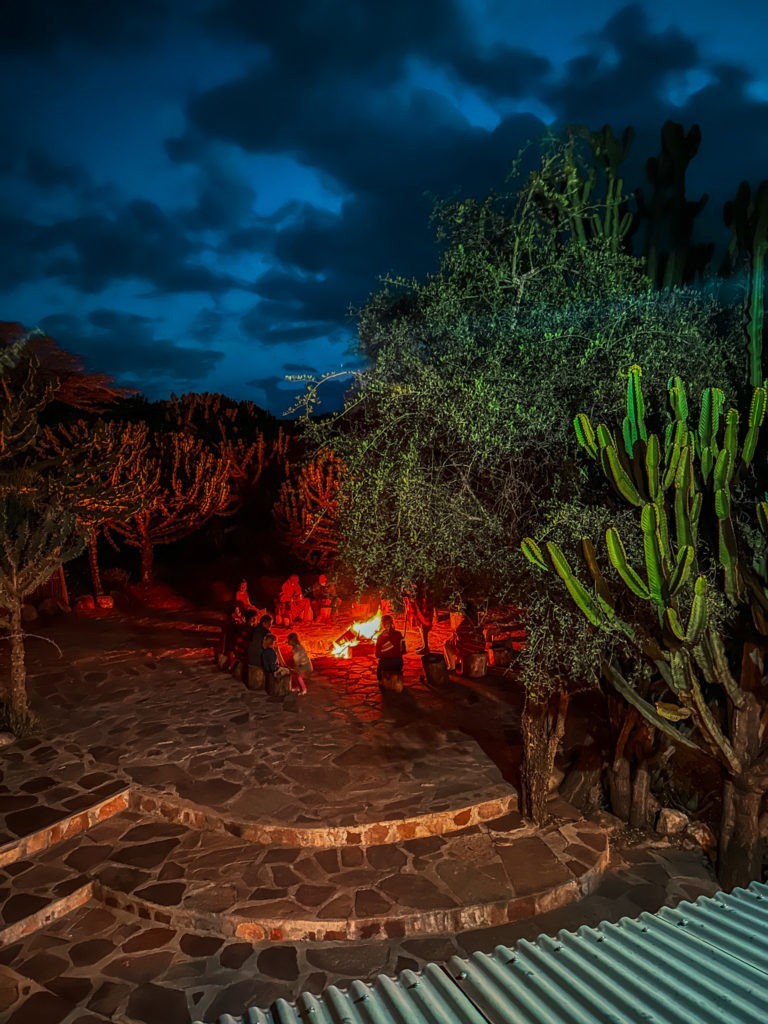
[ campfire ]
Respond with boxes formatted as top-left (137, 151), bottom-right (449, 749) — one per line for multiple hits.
top-left (331, 609), bottom-right (382, 658)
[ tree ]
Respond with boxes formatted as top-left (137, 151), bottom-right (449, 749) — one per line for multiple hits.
top-left (106, 431), bottom-right (236, 584)
top-left (273, 448), bottom-right (344, 567)
top-left (38, 420), bottom-right (152, 599)
top-left (523, 366), bottom-right (768, 887)
top-left (0, 494), bottom-right (83, 723)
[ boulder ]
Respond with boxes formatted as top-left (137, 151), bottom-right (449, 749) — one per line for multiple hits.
top-left (685, 820), bottom-right (717, 859)
top-left (75, 595), bottom-right (96, 613)
top-left (560, 746), bottom-right (604, 813)
top-left (656, 807), bottom-right (689, 835)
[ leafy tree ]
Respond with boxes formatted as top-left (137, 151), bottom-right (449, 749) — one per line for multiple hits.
top-left (523, 366), bottom-right (768, 887)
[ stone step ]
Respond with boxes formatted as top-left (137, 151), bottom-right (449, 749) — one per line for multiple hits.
top-left (1, 807), bottom-right (609, 944)
top-left (131, 787), bottom-right (518, 848)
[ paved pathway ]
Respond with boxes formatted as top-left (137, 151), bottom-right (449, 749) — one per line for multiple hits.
top-left (0, 607), bottom-right (718, 1024)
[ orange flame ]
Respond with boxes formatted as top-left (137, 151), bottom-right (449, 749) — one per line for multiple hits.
top-left (331, 609), bottom-right (382, 657)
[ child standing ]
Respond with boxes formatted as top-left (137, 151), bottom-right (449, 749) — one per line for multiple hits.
top-left (286, 631), bottom-right (313, 695)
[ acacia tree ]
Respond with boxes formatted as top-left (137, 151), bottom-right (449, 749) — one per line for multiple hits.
top-left (273, 449), bottom-right (344, 567)
top-left (523, 366), bottom-right (768, 887)
top-left (107, 431), bottom-right (236, 584)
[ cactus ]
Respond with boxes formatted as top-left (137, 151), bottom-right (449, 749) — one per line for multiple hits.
top-left (723, 180), bottom-right (768, 387)
top-left (522, 365), bottom-right (768, 806)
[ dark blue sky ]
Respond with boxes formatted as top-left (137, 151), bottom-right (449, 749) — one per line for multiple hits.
top-left (2, 1), bottom-right (767, 414)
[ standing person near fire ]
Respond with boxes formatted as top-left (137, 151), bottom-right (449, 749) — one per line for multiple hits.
top-left (374, 614), bottom-right (405, 682)
top-left (444, 603), bottom-right (485, 673)
top-left (406, 582), bottom-right (434, 655)
top-left (286, 631), bottom-right (312, 695)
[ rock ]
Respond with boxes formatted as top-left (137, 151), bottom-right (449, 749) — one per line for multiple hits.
top-left (266, 669), bottom-right (291, 698)
top-left (21, 603), bottom-right (38, 622)
top-left (96, 594), bottom-right (114, 609)
top-left (0, 732), bottom-right (15, 748)
top-left (246, 666), bottom-right (266, 691)
top-left (75, 595), bottom-right (96, 613)
top-left (560, 746), bottom-right (604, 813)
top-left (685, 820), bottom-right (717, 859)
top-left (656, 807), bottom-right (689, 835)
top-left (588, 809), bottom-right (625, 834)
top-left (548, 766), bottom-right (565, 793)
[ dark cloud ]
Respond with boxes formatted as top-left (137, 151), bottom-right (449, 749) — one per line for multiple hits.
top-left (0, 0), bottom-right (173, 56)
top-left (40, 200), bottom-right (236, 295)
top-left (40, 309), bottom-right (225, 390)
top-left (24, 149), bottom-right (90, 190)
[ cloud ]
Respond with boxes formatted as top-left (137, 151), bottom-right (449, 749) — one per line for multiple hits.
top-left (39, 200), bottom-right (236, 295)
top-left (0, 0), bottom-right (174, 56)
top-left (39, 309), bottom-right (225, 391)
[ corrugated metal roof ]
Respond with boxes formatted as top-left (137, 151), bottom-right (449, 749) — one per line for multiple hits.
top-left (206, 881), bottom-right (768, 1024)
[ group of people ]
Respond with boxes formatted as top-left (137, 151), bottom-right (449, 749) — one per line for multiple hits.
top-left (274, 573), bottom-right (340, 626)
top-left (374, 592), bottom-right (486, 682)
top-left (220, 582), bottom-right (314, 695)
top-left (223, 575), bottom-right (486, 692)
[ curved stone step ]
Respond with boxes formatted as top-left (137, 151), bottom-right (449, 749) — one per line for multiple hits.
top-left (5, 807), bottom-right (608, 943)
top-left (131, 787), bottom-right (518, 848)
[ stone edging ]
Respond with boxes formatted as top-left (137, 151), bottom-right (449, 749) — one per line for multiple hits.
top-left (0, 882), bottom-right (94, 946)
top-left (0, 787), bottom-right (131, 869)
top-left (131, 788), bottom-right (519, 848)
top-left (92, 836), bottom-right (609, 943)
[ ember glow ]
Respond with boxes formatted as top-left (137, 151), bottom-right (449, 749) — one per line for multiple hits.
top-left (331, 610), bottom-right (382, 658)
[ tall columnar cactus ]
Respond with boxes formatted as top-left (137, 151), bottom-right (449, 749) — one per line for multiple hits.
top-left (639, 121), bottom-right (711, 287)
top-left (546, 128), bottom-right (635, 252)
top-left (523, 365), bottom-right (768, 888)
top-left (723, 180), bottom-right (768, 387)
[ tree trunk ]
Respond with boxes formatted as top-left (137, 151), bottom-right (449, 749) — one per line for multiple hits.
top-left (7, 602), bottom-right (29, 720)
top-left (719, 779), bottom-right (763, 890)
top-left (140, 535), bottom-right (154, 585)
top-left (88, 531), bottom-right (104, 597)
top-left (520, 688), bottom-right (569, 825)
top-left (718, 642), bottom-right (766, 889)
top-left (629, 759), bottom-right (654, 829)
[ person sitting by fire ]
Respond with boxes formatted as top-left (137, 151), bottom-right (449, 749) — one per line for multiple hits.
top-left (444, 604), bottom-right (485, 674)
top-left (374, 614), bottom-right (405, 682)
top-left (234, 577), bottom-right (256, 612)
top-left (310, 573), bottom-right (339, 619)
top-left (276, 574), bottom-right (313, 626)
top-left (405, 582), bottom-right (434, 655)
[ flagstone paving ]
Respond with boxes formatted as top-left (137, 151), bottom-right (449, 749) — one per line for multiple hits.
top-left (0, 607), bottom-right (718, 1023)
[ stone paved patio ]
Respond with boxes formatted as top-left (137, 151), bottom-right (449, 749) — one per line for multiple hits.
top-left (0, 607), bottom-right (718, 1023)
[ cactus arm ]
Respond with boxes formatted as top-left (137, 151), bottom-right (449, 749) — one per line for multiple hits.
top-left (601, 661), bottom-right (703, 751)
top-left (668, 376), bottom-right (689, 423)
top-left (640, 503), bottom-right (665, 603)
top-left (665, 574), bottom-right (708, 643)
top-left (521, 537), bottom-right (548, 571)
top-left (715, 487), bottom-right (741, 601)
top-left (581, 537), bottom-right (614, 608)
top-left (742, 387), bottom-right (767, 465)
top-left (645, 434), bottom-right (661, 500)
top-left (604, 445), bottom-right (644, 506)
top-left (574, 413), bottom-right (598, 459)
top-left (622, 365), bottom-right (648, 455)
top-left (690, 678), bottom-right (742, 773)
top-left (545, 541), bottom-right (611, 627)
top-left (605, 527), bottom-right (651, 599)
top-left (667, 545), bottom-right (695, 597)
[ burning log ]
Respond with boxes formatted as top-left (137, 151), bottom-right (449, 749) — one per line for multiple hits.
top-left (331, 609), bottom-right (382, 658)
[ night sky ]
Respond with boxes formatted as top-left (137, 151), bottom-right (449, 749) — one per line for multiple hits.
top-left (2, 1), bottom-right (767, 415)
